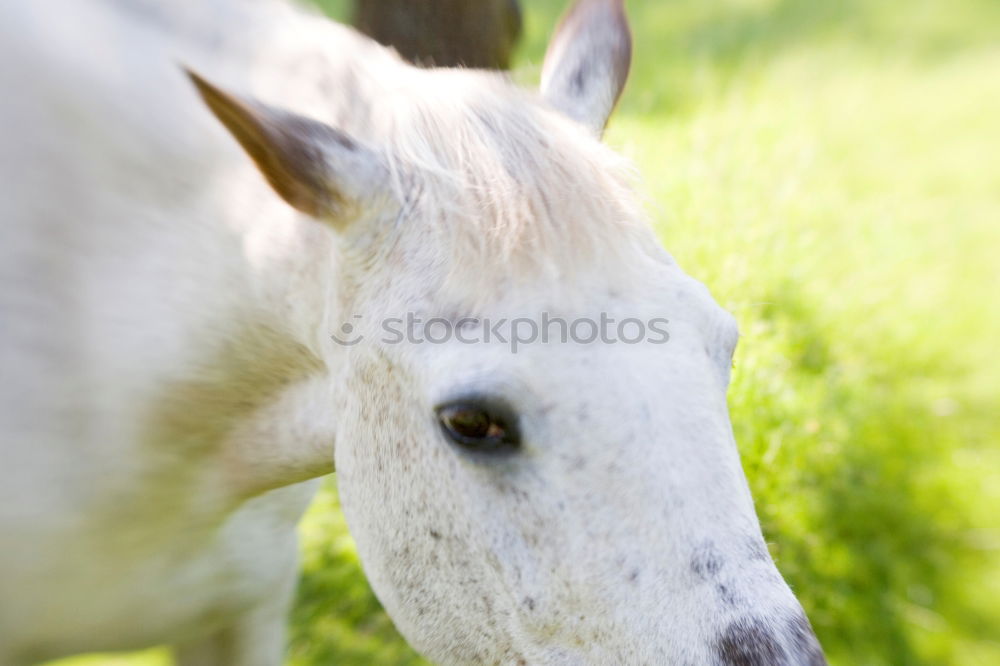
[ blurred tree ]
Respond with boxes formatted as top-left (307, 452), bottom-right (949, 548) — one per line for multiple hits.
top-left (353, 0), bottom-right (522, 69)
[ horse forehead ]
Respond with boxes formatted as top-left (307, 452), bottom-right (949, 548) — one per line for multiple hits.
top-left (475, 267), bottom-right (733, 336)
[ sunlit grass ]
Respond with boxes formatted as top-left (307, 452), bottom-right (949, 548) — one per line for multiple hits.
top-left (47, 0), bottom-right (999, 664)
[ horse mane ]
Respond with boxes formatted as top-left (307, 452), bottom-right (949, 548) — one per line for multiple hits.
top-left (369, 66), bottom-right (661, 292)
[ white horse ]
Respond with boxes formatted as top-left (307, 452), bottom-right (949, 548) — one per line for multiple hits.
top-left (0, 0), bottom-right (825, 663)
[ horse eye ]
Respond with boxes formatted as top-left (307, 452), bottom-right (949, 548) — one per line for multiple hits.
top-left (436, 401), bottom-right (520, 453)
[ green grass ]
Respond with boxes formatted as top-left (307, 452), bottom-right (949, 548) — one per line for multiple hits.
top-left (49, 0), bottom-right (999, 664)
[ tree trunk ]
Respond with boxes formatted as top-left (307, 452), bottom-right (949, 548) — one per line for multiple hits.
top-left (353, 0), bottom-right (522, 70)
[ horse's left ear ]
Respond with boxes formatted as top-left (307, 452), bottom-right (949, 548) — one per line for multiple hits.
top-left (540, 0), bottom-right (632, 136)
top-left (186, 69), bottom-right (387, 227)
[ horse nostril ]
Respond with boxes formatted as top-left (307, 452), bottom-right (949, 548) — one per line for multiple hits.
top-left (715, 615), bottom-right (827, 666)
top-left (715, 618), bottom-right (783, 666)
top-left (786, 613), bottom-right (827, 666)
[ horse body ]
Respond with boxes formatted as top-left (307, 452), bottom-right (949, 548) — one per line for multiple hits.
top-left (0, 2), bottom-right (350, 661)
top-left (0, 0), bottom-right (825, 663)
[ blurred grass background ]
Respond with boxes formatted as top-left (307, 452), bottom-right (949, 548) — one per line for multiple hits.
top-left (50, 0), bottom-right (999, 664)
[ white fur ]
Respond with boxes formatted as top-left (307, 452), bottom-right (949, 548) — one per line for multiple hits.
top-left (0, 0), bottom-right (822, 664)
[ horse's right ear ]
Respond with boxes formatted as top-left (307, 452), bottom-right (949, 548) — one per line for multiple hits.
top-left (186, 69), bottom-right (387, 227)
top-left (540, 0), bottom-right (632, 136)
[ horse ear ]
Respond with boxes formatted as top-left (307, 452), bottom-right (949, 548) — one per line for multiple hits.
top-left (540, 0), bottom-right (632, 135)
top-left (186, 69), bottom-right (386, 226)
